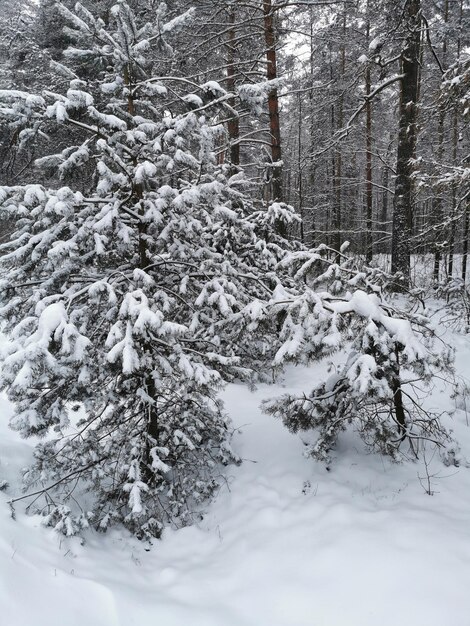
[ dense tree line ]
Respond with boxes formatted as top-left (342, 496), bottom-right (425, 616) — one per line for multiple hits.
top-left (2, 1), bottom-right (468, 281)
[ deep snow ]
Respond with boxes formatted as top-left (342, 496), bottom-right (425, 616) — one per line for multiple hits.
top-left (2, 331), bottom-right (470, 626)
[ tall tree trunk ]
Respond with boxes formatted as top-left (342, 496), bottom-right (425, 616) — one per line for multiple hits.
top-left (332, 10), bottom-right (346, 254)
top-left (462, 198), bottom-right (469, 282)
top-left (380, 165), bottom-right (389, 254)
top-left (263, 0), bottom-right (282, 203)
top-left (447, 117), bottom-right (457, 278)
top-left (432, 112), bottom-right (446, 282)
top-left (124, 64), bottom-right (159, 476)
top-left (298, 93), bottom-right (304, 242)
top-left (307, 8), bottom-right (316, 247)
top-left (365, 11), bottom-right (373, 263)
top-left (448, 0), bottom-right (464, 278)
top-left (391, 0), bottom-right (421, 289)
top-left (432, 0), bottom-right (448, 282)
top-left (226, 3), bottom-right (240, 169)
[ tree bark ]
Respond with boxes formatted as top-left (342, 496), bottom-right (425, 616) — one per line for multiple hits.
top-left (332, 10), bottom-right (346, 254)
top-left (263, 0), bottom-right (283, 203)
top-left (226, 3), bottom-right (240, 169)
top-left (448, 0), bottom-right (464, 278)
top-left (365, 12), bottom-right (373, 263)
top-left (307, 8), bottom-right (316, 247)
top-left (391, 349), bottom-right (407, 440)
top-left (462, 198), bottom-right (470, 282)
top-left (432, 0), bottom-right (448, 282)
top-left (298, 93), bottom-right (304, 242)
top-left (124, 63), bottom-right (159, 476)
top-left (391, 0), bottom-right (421, 289)
top-left (447, 107), bottom-right (459, 278)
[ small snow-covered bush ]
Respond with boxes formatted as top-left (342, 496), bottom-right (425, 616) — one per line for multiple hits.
top-left (435, 278), bottom-right (470, 332)
top-left (263, 247), bottom-right (453, 463)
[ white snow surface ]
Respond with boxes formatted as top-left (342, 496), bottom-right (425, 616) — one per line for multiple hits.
top-left (2, 330), bottom-right (470, 625)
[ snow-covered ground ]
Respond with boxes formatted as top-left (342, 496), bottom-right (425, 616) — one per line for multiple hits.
top-left (2, 329), bottom-right (470, 626)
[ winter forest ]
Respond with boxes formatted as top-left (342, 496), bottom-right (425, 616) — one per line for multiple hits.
top-left (0, 0), bottom-right (469, 624)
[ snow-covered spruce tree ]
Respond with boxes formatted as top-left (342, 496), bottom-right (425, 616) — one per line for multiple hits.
top-left (0, 1), bottom-right (298, 537)
top-left (263, 245), bottom-right (454, 463)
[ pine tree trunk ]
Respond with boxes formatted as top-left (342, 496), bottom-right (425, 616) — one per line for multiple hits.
top-left (124, 65), bottom-right (160, 476)
top-left (448, 0), bottom-right (464, 279)
top-left (263, 0), bottom-right (282, 203)
top-left (308, 9), bottom-right (316, 247)
top-left (380, 165), bottom-right (389, 255)
top-left (332, 11), bottom-right (346, 254)
top-left (391, 0), bottom-right (421, 289)
top-left (226, 4), bottom-right (240, 169)
top-left (365, 13), bottom-right (373, 263)
top-left (447, 109), bottom-right (458, 278)
top-left (462, 198), bottom-right (469, 282)
top-left (298, 93), bottom-right (304, 242)
top-left (391, 346), bottom-right (407, 439)
top-left (432, 0), bottom-right (448, 283)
